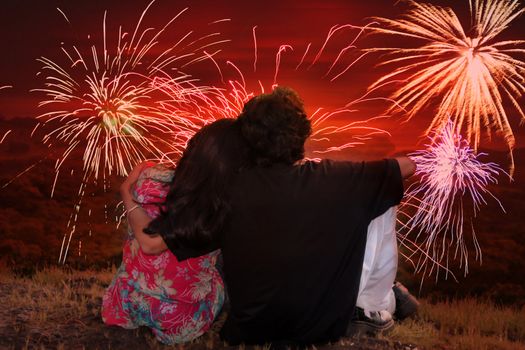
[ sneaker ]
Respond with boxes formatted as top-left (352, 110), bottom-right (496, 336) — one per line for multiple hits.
top-left (347, 307), bottom-right (394, 337)
top-left (393, 281), bottom-right (419, 320)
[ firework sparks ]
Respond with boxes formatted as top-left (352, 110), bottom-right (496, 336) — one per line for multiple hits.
top-left (399, 121), bottom-right (505, 278)
top-left (151, 75), bottom-right (244, 160)
top-left (308, 95), bottom-right (392, 156)
top-left (367, 0), bottom-right (525, 173)
top-left (33, 3), bottom-right (228, 186)
top-left (165, 25), bottom-right (394, 158)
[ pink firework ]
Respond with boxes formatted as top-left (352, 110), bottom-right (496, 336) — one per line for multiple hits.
top-left (399, 121), bottom-right (505, 278)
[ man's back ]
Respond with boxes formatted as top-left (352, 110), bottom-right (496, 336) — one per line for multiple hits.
top-left (220, 159), bottom-right (403, 345)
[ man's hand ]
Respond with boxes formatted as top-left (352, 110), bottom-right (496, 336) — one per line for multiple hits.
top-left (395, 157), bottom-right (416, 179)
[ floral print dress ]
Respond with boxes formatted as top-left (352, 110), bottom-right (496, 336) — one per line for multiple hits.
top-left (102, 164), bottom-right (224, 344)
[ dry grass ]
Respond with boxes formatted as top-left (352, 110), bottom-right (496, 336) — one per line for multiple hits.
top-left (1, 267), bottom-right (524, 349)
top-left (4, 267), bottom-right (110, 324)
top-left (0, 267), bottom-right (282, 349)
top-left (389, 298), bottom-right (525, 349)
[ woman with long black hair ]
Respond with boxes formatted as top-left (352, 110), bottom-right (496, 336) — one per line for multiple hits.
top-left (102, 118), bottom-right (245, 344)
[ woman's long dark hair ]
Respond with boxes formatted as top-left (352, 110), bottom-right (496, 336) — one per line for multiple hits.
top-left (145, 118), bottom-right (245, 258)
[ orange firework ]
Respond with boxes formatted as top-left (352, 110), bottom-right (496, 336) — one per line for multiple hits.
top-left (367, 0), bottom-right (525, 173)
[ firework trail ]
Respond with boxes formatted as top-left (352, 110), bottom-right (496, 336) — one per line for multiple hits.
top-left (0, 130), bottom-right (11, 144)
top-left (31, 2), bottom-right (229, 263)
top-left (367, 0), bottom-right (525, 174)
top-left (0, 86), bottom-right (13, 144)
top-left (399, 121), bottom-right (505, 278)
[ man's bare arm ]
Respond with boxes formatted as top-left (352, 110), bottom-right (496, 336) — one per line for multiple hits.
top-left (395, 156), bottom-right (416, 179)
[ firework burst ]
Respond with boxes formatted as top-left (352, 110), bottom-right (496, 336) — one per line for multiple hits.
top-left (33, 3), bottom-right (228, 186)
top-left (399, 121), bottom-right (505, 278)
top-left (32, 2), bottom-right (229, 263)
top-left (367, 0), bottom-right (525, 173)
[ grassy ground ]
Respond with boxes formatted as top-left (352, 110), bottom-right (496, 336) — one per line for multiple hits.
top-left (0, 266), bottom-right (524, 350)
top-left (387, 299), bottom-right (525, 350)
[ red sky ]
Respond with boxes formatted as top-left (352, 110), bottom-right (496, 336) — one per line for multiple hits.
top-left (0, 0), bottom-right (524, 152)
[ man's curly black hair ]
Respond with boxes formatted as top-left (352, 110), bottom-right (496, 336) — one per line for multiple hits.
top-left (238, 86), bottom-right (312, 166)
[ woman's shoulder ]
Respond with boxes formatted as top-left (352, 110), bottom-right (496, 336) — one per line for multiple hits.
top-left (132, 163), bottom-right (175, 205)
top-left (137, 163), bottom-right (175, 184)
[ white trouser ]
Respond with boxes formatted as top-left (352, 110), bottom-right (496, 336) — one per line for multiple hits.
top-left (356, 206), bottom-right (397, 315)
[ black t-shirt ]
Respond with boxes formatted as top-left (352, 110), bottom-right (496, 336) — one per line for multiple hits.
top-left (219, 159), bottom-right (404, 346)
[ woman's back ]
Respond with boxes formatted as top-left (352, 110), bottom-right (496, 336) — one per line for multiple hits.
top-left (102, 164), bottom-right (224, 345)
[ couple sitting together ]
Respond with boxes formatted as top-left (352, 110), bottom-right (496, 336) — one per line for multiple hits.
top-left (101, 87), bottom-right (419, 347)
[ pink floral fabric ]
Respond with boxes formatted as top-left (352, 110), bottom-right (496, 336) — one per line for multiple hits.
top-left (102, 164), bottom-right (224, 344)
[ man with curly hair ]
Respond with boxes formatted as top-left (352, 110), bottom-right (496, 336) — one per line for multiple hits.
top-left (219, 87), bottom-right (417, 347)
